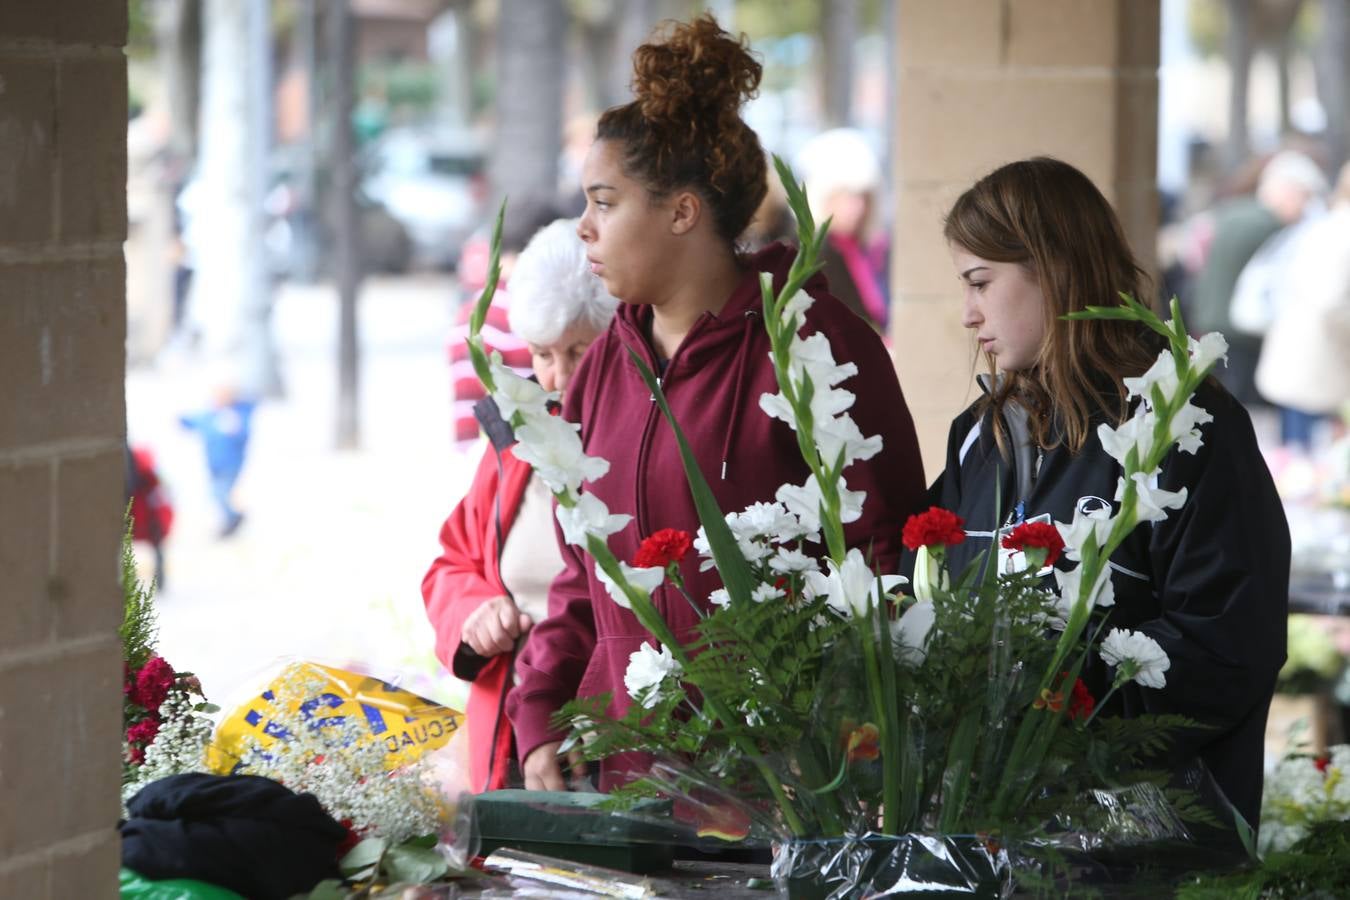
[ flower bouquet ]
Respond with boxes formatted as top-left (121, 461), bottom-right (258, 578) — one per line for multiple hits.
top-left (465, 161), bottom-right (1243, 896)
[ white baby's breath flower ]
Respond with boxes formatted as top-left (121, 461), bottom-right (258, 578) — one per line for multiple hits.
top-left (555, 493), bottom-right (630, 546)
top-left (1099, 628), bottom-right (1170, 689)
top-left (594, 561), bottom-right (665, 610)
top-left (1115, 471), bottom-right (1187, 524)
top-left (490, 364), bottom-right (557, 421)
top-left (623, 642), bottom-right (682, 709)
top-left (513, 415), bottom-right (609, 494)
top-left (802, 548), bottom-right (905, 617)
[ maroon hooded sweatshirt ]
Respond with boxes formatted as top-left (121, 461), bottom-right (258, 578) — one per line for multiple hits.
top-left (506, 243), bottom-right (926, 785)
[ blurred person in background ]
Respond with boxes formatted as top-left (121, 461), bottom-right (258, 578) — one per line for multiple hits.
top-left (1189, 150), bottom-right (1328, 406)
top-left (1255, 162), bottom-right (1350, 455)
top-left (446, 196), bottom-right (572, 445)
top-left (796, 128), bottom-right (890, 331)
top-left (180, 378), bottom-right (257, 539)
top-left (423, 218), bottom-right (618, 793)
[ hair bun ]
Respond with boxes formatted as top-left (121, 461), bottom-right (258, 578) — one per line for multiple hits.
top-left (630, 14), bottom-right (761, 131)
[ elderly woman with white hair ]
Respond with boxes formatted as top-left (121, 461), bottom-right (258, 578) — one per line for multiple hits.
top-left (422, 218), bottom-right (617, 792)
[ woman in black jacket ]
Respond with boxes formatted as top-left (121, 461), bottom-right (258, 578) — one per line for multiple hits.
top-left (930, 157), bottom-right (1289, 832)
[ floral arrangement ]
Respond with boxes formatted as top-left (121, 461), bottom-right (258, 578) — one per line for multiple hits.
top-left (1260, 744), bottom-right (1350, 853)
top-left (120, 520), bottom-right (216, 789)
top-left (466, 162), bottom-right (1231, 873)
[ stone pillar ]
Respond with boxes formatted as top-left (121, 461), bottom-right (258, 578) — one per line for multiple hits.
top-left (890, 0), bottom-right (1160, 475)
top-left (0, 4), bottom-right (128, 897)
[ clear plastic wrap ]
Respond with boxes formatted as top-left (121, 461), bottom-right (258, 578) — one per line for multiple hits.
top-left (770, 832), bottom-right (1016, 899)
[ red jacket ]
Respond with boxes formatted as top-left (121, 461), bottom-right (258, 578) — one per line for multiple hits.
top-left (507, 243), bottom-right (927, 785)
top-left (422, 443), bottom-right (534, 792)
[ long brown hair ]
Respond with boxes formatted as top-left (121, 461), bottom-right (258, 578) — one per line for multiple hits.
top-left (943, 157), bottom-right (1164, 454)
top-left (596, 14), bottom-right (767, 244)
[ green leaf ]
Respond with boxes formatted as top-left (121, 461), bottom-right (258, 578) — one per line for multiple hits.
top-left (625, 348), bottom-right (755, 606)
top-left (384, 841), bottom-right (450, 884)
top-left (339, 836), bottom-right (387, 877)
top-left (469, 201), bottom-right (506, 337)
top-left (302, 880), bottom-right (348, 900)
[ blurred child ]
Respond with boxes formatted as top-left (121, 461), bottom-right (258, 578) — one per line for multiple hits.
top-left (181, 385), bottom-right (256, 538)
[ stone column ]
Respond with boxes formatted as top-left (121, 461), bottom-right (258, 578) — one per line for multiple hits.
top-left (890, 0), bottom-right (1160, 475)
top-left (0, 4), bottom-right (128, 897)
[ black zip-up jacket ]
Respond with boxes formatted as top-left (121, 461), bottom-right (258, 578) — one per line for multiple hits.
top-left (924, 380), bottom-right (1288, 831)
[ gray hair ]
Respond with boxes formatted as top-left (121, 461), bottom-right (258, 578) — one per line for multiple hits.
top-left (507, 218), bottom-right (619, 345)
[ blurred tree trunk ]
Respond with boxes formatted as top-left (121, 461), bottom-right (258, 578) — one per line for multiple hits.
top-left (327, 0), bottom-right (362, 450)
top-left (1224, 0), bottom-right (1253, 168)
top-left (155, 0), bottom-right (202, 165)
top-left (192, 0), bottom-right (278, 398)
top-left (1317, 0), bottom-right (1350, 173)
top-left (820, 0), bottom-right (858, 127)
top-left (492, 0), bottom-right (567, 204)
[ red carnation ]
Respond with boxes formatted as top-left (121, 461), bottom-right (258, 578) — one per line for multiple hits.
top-left (132, 655), bottom-right (176, 713)
top-left (1067, 678), bottom-right (1096, 722)
top-left (1315, 756), bottom-right (1331, 774)
top-left (1001, 521), bottom-right (1065, 567)
top-left (901, 507), bottom-right (966, 551)
top-left (125, 716), bottom-right (162, 763)
top-left (633, 528), bottom-right (693, 569)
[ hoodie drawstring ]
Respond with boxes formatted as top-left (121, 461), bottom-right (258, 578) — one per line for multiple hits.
top-left (721, 310), bottom-right (758, 480)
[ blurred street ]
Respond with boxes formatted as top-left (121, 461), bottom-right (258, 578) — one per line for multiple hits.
top-left (126, 274), bottom-right (476, 712)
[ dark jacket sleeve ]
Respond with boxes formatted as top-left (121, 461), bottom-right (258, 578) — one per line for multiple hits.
top-left (1130, 385), bottom-right (1288, 824)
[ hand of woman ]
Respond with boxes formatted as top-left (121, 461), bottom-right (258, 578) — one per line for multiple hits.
top-left (461, 594), bottom-right (533, 658)
top-left (522, 741), bottom-right (589, 791)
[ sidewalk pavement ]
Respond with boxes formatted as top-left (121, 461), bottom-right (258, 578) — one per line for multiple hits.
top-left (127, 274), bottom-right (479, 713)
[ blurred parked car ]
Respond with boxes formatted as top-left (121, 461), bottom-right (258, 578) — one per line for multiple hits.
top-left (361, 126), bottom-right (488, 271)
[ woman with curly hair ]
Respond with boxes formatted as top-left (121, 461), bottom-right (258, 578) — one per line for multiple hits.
top-left (507, 14), bottom-right (927, 791)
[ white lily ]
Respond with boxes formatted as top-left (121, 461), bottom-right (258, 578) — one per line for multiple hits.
top-left (910, 544), bottom-right (945, 603)
top-left (594, 561), bottom-right (666, 610)
top-left (777, 475), bottom-right (864, 534)
top-left (1123, 349), bottom-right (1181, 407)
top-left (623, 642), bottom-right (682, 709)
top-left (1049, 565), bottom-right (1116, 630)
top-left (1168, 399), bottom-right (1214, 455)
top-left (802, 548), bottom-right (905, 617)
top-left (894, 600), bottom-right (936, 665)
top-left (1097, 413), bottom-right (1152, 468)
top-left (814, 412), bottom-right (883, 470)
top-left (555, 493), bottom-right (630, 547)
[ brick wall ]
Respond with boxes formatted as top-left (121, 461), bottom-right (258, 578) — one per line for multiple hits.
top-left (0, 3), bottom-right (128, 896)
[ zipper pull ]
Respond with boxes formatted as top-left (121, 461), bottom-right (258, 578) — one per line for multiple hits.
top-left (650, 376), bottom-right (661, 403)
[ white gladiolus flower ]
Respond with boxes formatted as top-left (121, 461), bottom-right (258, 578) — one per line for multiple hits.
top-left (624, 642), bottom-right (682, 708)
top-left (595, 561), bottom-right (666, 610)
top-left (769, 546), bottom-right (816, 575)
top-left (802, 548), bottom-right (905, 617)
top-left (1049, 565), bottom-right (1116, 630)
top-left (708, 588), bottom-right (731, 608)
top-left (785, 332), bottom-right (858, 389)
top-left (751, 583), bottom-right (786, 603)
top-left (777, 289), bottom-right (814, 329)
top-left (1189, 332), bottom-right (1228, 373)
top-left (490, 364), bottom-right (557, 421)
top-left (1099, 628), bottom-right (1170, 689)
top-left (555, 493), bottom-right (631, 547)
top-left (1168, 399), bottom-right (1214, 455)
top-left (1115, 471), bottom-right (1187, 524)
top-left (894, 600), bottom-right (936, 665)
top-left (513, 415), bottom-right (609, 494)
top-left (1057, 506), bottom-right (1115, 562)
top-left (777, 475), bottom-right (864, 534)
top-left (1097, 414), bottom-right (1152, 467)
top-left (814, 413), bottom-right (884, 470)
top-left (1123, 350), bottom-right (1181, 407)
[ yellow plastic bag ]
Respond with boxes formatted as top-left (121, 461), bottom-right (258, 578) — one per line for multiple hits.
top-left (207, 661), bottom-right (463, 774)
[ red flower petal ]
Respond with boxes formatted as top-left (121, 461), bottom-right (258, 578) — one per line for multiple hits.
top-left (901, 507), bottom-right (966, 551)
